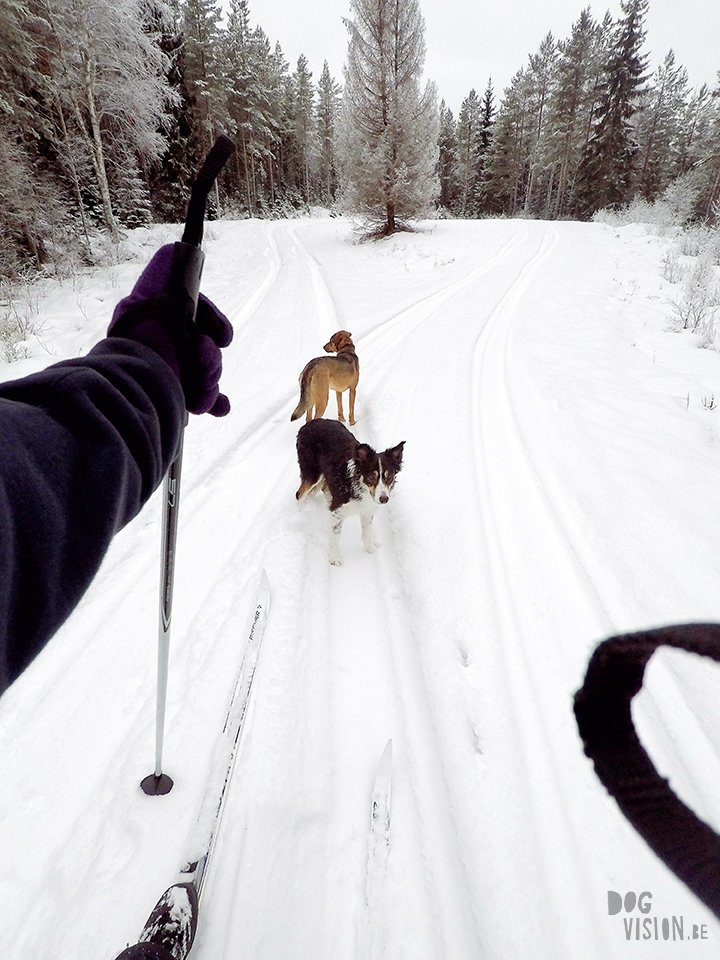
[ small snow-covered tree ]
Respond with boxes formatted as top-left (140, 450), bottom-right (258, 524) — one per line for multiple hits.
top-left (338, 0), bottom-right (438, 235)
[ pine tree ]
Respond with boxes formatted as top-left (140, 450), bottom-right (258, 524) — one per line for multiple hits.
top-left (522, 33), bottom-right (557, 214)
top-left (471, 80), bottom-right (495, 214)
top-left (181, 0), bottom-right (225, 156)
top-left (573, 0), bottom-right (649, 217)
top-left (223, 0), bottom-right (273, 213)
top-left (146, 0), bottom-right (201, 221)
top-left (676, 83), bottom-right (715, 178)
top-left (456, 89), bottom-right (482, 215)
top-left (676, 81), bottom-right (720, 221)
top-left (437, 100), bottom-right (461, 213)
top-left (271, 41), bottom-right (302, 210)
top-left (292, 55), bottom-right (316, 205)
top-left (256, 35), bottom-right (289, 211)
top-left (0, 0), bottom-right (73, 271)
top-left (482, 68), bottom-right (535, 215)
top-left (634, 50), bottom-right (689, 202)
top-left (540, 8), bottom-right (608, 218)
top-left (316, 61), bottom-right (342, 206)
top-left (338, 0), bottom-right (439, 235)
top-left (478, 80), bottom-right (495, 161)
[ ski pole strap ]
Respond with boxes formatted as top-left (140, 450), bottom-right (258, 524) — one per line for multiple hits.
top-left (574, 623), bottom-right (720, 920)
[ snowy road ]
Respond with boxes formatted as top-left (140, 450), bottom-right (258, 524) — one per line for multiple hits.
top-left (2, 216), bottom-right (720, 959)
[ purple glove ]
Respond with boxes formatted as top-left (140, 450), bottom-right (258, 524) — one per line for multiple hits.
top-left (108, 245), bottom-right (233, 416)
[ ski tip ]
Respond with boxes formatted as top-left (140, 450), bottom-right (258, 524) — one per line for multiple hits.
top-left (113, 882), bottom-right (198, 960)
top-left (258, 569), bottom-right (270, 615)
top-left (373, 740), bottom-right (393, 789)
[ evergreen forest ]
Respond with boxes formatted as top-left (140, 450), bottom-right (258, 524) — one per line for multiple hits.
top-left (1, 0), bottom-right (719, 278)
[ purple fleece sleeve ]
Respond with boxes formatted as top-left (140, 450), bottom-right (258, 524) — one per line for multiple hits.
top-left (0, 338), bottom-right (185, 692)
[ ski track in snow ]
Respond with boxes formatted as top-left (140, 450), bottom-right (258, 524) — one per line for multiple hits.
top-left (1, 216), bottom-right (720, 959)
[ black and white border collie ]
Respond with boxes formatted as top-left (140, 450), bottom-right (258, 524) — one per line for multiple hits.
top-left (295, 419), bottom-right (405, 565)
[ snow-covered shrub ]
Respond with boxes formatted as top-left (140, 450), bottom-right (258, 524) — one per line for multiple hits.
top-left (592, 196), bottom-right (677, 231)
top-left (662, 247), bottom-right (683, 283)
top-left (0, 279), bottom-right (38, 362)
top-left (660, 172), bottom-right (701, 227)
top-left (678, 224), bottom-right (720, 263)
top-left (670, 256), bottom-right (720, 347)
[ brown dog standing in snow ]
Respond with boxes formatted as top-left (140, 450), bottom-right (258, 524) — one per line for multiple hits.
top-left (290, 330), bottom-right (359, 425)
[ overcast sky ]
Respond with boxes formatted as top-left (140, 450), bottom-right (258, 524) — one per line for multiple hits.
top-left (224, 0), bottom-right (720, 114)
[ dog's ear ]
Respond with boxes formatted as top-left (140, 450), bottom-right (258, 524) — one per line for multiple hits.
top-left (355, 443), bottom-right (376, 464)
top-left (383, 441), bottom-right (405, 469)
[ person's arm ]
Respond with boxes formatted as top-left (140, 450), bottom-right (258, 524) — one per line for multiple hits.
top-left (0, 337), bottom-right (185, 691)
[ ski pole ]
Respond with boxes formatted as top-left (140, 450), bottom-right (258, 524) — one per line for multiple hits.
top-left (141, 135), bottom-right (235, 797)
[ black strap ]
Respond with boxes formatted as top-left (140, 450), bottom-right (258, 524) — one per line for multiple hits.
top-left (574, 623), bottom-right (720, 919)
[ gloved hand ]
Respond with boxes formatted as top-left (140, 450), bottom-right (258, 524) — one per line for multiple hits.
top-left (108, 245), bottom-right (233, 416)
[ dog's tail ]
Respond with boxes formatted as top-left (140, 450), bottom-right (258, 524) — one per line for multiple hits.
top-left (290, 365), bottom-right (312, 421)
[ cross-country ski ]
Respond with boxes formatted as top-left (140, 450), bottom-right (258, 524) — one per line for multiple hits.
top-left (114, 571), bottom-right (270, 960)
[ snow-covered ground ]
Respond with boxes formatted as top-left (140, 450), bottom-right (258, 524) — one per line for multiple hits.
top-left (2, 215), bottom-right (720, 959)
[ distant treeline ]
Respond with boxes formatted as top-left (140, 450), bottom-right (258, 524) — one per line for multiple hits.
top-left (1, 0), bottom-right (718, 277)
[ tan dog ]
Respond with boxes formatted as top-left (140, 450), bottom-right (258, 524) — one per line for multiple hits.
top-left (290, 330), bottom-right (359, 425)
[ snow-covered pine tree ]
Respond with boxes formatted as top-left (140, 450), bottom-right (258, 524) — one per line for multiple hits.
top-left (255, 35), bottom-right (289, 212)
top-left (292, 55), bottom-right (316, 205)
top-left (478, 81), bottom-right (495, 162)
top-left (573, 0), bottom-right (649, 217)
top-left (316, 61), bottom-right (342, 207)
top-left (437, 100), bottom-right (461, 213)
top-left (541, 7), bottom-right (608, 219)
top-left (482, 68), bottom-right (535, 215)
top-left (223, 0), bottom-right (272, 214)
top-left (634, 50), bottom-right (689, 202)
top-left (338, 0), bottom-right (438, 236)
top-left (522, 32), bottom-right (558, 215)
top-left (181, 0), bottom-right (225, 157)
top-left (0, 0), bottom-right (74, 272)
top-left (676, 84), bottom-right (715, 180)
top-left (147, 0), bottom-right (206, 222)
top-left (255, 39), bottom-right (297, 210)
top-left (456, 89), bottom-right (483, 216)
top-left (678, 83), bottom-right (720, 222)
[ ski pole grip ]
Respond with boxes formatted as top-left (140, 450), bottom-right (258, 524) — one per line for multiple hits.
top-left (182, 135), bottom-right (235, 249)
top-left (574, 623), bottom-right (720, 920)
top-left (168, 135), bottom-right (235, 335)
top-left (168, 241), bottom-right (205, 335)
